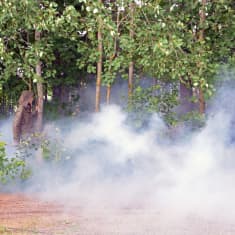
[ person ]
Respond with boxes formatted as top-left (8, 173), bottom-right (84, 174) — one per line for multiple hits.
top-left (13, 90), bottom-right (38, 144)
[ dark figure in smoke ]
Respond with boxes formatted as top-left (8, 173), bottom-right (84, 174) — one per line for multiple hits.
top-left (13, 90), bottom-right (38, 144)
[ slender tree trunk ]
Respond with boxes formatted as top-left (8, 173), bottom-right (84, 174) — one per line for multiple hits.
top-left (106, 85), bottom-right (111, 104)
top-left (106, 7), bottom-right (120, 106)
top-left (95, 2), bottom-right (103, 112)
top-left (35, 30), bottom-right (43, 132)
top-left (128, 2), bottom-right (134, 99)
top-left (198, 0), bottom-right (206, 114)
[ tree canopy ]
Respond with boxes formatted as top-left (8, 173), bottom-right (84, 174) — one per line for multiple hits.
top-left (0, 0), bottom-right (234, 122)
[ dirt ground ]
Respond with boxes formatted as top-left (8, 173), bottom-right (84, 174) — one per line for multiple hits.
top-left (0, 193), bottom-right (79, 234)
top-left (1, 193), bottom-right (235, 235)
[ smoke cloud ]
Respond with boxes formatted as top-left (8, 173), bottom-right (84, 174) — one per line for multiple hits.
top-left (1, 80), bottom-right (235, 233)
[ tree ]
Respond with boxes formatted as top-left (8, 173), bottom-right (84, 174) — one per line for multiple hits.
top-left (128, 1), bottom-right (135, 99)
top-left (95, 0), bottom-right (103, 112)
top-left (0, 0), bottom-right (234, 123)
top-left (0, 0), bottom-right (81, 117)
top-left (35, 30), bottom-right (43, 131)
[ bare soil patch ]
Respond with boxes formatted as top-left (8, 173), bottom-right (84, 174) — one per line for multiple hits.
top-left (0, 193), bottom-right (235, 235)
top-left (0, 193), bottom-right (79, 234)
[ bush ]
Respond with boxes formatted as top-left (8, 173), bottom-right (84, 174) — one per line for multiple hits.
top-left (0, 139), bottom-right (26, 183)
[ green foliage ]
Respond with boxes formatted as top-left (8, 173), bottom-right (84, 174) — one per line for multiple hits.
top-left (129, 82), bottom-right (179, 126)
top-left (0, 131), bottom-right (72, 184)
top-left (0, 0), bottom-right (233, 180)
top-left (0, 0), bottom-right (234, 143)
top-left (0, 0), bottom-right (83, 109)
top-left (16, 131), bottom-right (69, 164)
top-left (41, 134), bottom-right (67, 163)
top-left (0, 139), bottom-right (26, 183)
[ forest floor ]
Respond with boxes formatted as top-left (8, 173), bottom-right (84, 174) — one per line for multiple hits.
top-left (0, 193), bottom-right (235, 235)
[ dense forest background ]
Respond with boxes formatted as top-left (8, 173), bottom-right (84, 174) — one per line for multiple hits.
top-left (0, 0), bottom-right (234, 124)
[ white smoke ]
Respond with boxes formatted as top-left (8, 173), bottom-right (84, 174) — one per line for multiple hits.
top-left (1, 81), bottom-right (235, 233)
top-left (40, 105), bottom-right (235, 219)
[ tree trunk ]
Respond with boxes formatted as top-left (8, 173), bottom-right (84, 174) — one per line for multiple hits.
top-left (95, 1), bottom-right (103, 112)
top-left (106, 85), bottom-right (111, 105)
top-left (128, 2), bottom-right (134, 99)
top-left (198, 0), bottom-right (206, 114)
top-left (35, 30), bottom-right (43, 132)
top-left (105, 6), bottom-right (120, 106)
